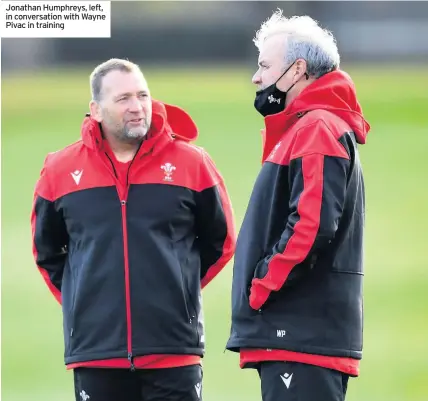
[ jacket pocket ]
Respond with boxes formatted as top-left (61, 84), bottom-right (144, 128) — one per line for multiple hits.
top-left (69, 269), bottom-right (80, 335)
top-left (178, 258), bottom-right (200, 345)
top-left (66, 264), bottom-right (79, 355)
top-left (185, 285), bottom-right (200, 344)
top-left (252, 258), bottom-right (268, 280)
top-left (172, 242), bottom-right (194, 324)
top-left (176, 255), bottom-right (191, 320)
top-left (250, 253), bottom-right (320, 314)
top-left (181, 277), bottom-right (192, 323)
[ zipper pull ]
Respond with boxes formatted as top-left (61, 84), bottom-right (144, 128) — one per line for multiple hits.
top-left (128, 353), bottom-right (135, 372)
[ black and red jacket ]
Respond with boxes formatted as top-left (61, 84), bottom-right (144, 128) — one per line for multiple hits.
top-left (31, 100), bottom-right (236, 368)
top-left (226, 70), bottom-right (370, 376)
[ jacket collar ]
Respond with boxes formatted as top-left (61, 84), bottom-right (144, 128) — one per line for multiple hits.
top-left (80, 99), bottom-right (198, 159)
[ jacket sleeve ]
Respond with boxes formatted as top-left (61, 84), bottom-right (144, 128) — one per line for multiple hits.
top-left (31, 156), bottom-right (69, 304)
top-left (249, 120), bottom-right (351, 310)
top-left (196, 150), bottom-right (236, 289)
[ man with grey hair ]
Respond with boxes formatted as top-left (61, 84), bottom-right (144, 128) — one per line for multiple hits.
top-left (226, 10), bottom-right (370, 401)
top-left (31, 58), bottom-right (236, 401)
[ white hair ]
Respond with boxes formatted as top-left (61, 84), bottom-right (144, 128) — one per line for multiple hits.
top-left (254, 10), bottom-right (340, 78)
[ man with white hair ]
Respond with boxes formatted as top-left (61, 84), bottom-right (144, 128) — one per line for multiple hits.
top-left (226, 10), bottom-right (370, 401)
top-left (31, 58), bottom-right (236, 401)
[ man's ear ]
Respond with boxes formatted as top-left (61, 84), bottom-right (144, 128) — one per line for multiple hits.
top-left (89, 100), bottom-right (102, 122)
top-left (294, 59), bottom-right (308, 82)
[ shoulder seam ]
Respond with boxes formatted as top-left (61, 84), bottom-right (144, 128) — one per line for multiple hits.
top-left (292, 118), bottom-right (350, 160)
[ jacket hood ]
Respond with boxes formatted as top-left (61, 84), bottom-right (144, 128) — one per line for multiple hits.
top-left (266, 69), bottom-right (370, 145)
top-left (151, 100), bottom-right (199, 142)
top-left (81, 99), bottom-right (198, 149)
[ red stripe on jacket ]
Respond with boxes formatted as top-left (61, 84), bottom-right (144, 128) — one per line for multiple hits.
top-left (31, 163), bottom-right (63, 305)
top-left (249, 154), bottom-right (324, 309)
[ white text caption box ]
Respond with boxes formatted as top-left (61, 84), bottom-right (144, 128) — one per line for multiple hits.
top-left (1, 1), bottom-right (111, 38)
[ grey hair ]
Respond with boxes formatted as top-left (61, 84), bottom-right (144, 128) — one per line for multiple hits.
top-left (254, 10), bottom-right (340, 78)
top-left (90, 58), bottom-right (143, 102)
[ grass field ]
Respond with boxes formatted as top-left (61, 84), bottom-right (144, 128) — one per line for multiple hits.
top-left (2, 64), bottom-right (428, 401)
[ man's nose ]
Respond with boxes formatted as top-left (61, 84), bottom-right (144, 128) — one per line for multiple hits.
top-left (252, 72), bottom-right (262, 85)
top-left (128, 96), bottom-right (143, 112)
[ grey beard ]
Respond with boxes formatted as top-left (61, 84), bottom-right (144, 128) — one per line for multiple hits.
top-left (120, 120), bottom-right (151, 142)
top-left (124, 128), bottom-right (147, 139)
top-left (118, 130), bottom-right (145, 144)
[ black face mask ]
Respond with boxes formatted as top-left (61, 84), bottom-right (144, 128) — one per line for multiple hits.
top-left (254, 62), bottom-right (298, 117)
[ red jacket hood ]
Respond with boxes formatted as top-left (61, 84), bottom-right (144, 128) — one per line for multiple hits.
top-left (265, 69), bottom-right (370, 145)
top-left (81, 99), bottom-right (198, 149)
top-left (151, 100), bottom-right (199, 142)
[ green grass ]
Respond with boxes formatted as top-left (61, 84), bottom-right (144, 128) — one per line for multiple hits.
top-left (2, 64), bottom-right (428, 401)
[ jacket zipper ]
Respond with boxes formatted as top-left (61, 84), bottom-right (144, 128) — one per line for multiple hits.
top-left (104, 150), bottom-right (139, 372)
top-left (121, 198), bottom-right (134, 371)
top-left (104, 142), bottom-right (153, 371)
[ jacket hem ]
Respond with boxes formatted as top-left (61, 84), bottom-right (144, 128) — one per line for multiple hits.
top-left (132, 347), bottom-right (204, 356)
top-left (65, 347), bottom-right (204, 364)
top-left (225, 338), bottom-right (362, 359)
top-left (65, 350), bottom-right (128, 364)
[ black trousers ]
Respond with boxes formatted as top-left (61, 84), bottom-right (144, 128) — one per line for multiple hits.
top-left (73, 365), bottom-right (203, 401)
top-left (256, 362), bottom-right (350, 401)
